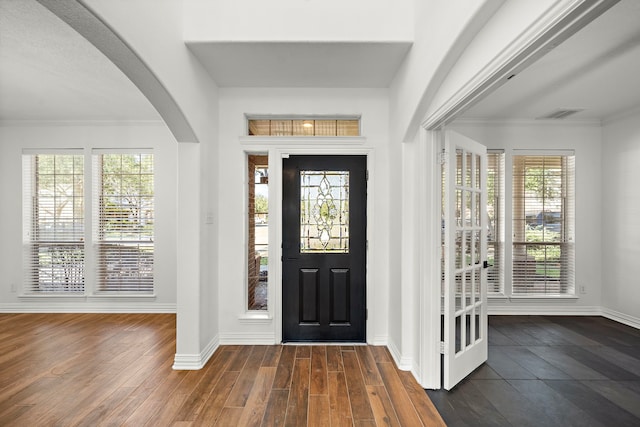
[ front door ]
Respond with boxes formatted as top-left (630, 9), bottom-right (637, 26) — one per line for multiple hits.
top-left (282, 155), bottom-right (367, 342)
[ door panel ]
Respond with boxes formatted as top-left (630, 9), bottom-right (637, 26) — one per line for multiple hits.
top-left (283, 155), bottom-right (366, 342)
top-left (443, 131), bottom-right (488, 390)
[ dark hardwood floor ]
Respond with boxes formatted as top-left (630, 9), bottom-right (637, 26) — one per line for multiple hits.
top-left (427, 315), bottom-right (640, 427)
top-left (0, 313), bottom-right (444, 426)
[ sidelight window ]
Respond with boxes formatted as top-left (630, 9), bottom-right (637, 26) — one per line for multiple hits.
top-left (247, 154), bottom-right (269, 310)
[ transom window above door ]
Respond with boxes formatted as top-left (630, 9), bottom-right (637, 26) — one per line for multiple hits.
top-left (247, 117), bottom-right (360, 136)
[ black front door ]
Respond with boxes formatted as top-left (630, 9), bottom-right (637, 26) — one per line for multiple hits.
top-left (282, 155), bottom-right (367, 342)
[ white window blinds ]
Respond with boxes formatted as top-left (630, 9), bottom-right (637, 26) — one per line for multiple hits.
top-left (487, 150), bottom-right (505, 294)
top-left (23, 152), bottom-right (85, 293)
top-left (512, 154), bottom-right (575, 295)
top-left (93, 152), bottom-right (154, 294)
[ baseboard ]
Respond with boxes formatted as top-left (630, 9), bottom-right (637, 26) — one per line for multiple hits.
top-left (219, 331), bottom-right (276, 345)
top-left (602, 307), bottom-right (640, 330)
top-left (371, 335), bottom-right (388, 346)
top-left (0, 302), bottom-right (176, 313)
top-left (488, 304), bottom-right (601, 316)
top-left (173, 334), bottom-right (219, 370)
top-left (386, 338), bottom-right (413, 371)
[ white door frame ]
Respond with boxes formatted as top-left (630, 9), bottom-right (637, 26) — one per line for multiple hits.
top-left (241, 138), bottom-right (374, 344)
top-left (415, 0), bottom-right (615, 389)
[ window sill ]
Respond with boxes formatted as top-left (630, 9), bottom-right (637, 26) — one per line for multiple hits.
top-left (238, 312), bottom-right (272, 324)
top-left (19, 294), bottom-right (85, 299)
top-left (508, 295), bottom-right (578, 303)
top-left (88, 294), bottom-right (156, 299)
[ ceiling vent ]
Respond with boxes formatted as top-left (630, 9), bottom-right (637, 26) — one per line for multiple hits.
top-left (537, 109), bottom-right (584, 120)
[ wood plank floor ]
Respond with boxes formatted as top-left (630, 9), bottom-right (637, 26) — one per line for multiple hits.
top-left (0, 313), bottom-right (444, 426)
top-left (427, 315), bottom-right (640, 427)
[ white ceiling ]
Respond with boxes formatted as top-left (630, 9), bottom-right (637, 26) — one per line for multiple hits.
top-left (186, 41), bottom-right (412, 88)
top-left (461, 0), bottom-right (640, 122)
top-left (2, 0), bottom-right (639, 123)
top-left (0, 0), bottom-right (159, 122)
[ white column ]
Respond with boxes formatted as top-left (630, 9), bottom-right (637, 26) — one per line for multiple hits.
top-left (174, 142), bottom-right (202, 369)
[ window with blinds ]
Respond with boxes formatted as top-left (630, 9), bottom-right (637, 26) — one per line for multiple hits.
top-left (23, 153), bottom-right (85, 293)
top-left (93, 152), bottom-right (154, 294)
top-left (512, 154), bottom-right (575, 295)
top-left (487, 150), bottom-right (505, 294)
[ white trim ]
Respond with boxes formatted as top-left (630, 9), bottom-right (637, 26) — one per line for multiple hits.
top-left (269, 145), bottom-right (375, 344)
top-left (0, 302), bottom-right (175, 313)
top-left (245, 113), bottom-right (362, 120)
top-left (22, 148), bottom-right (84, 155)
top-left (91, 148), bottom-right (154, 154)
top-left (417, 128), bottom-right (443, 389)
top-left (372, 335), bottom-right (388, 346)
top-left (488, 304), bottom-right (600, 316)
top-left (423, 0), bottom-right (618, 130)
top-left (238, 315), bottom-right (273, 325)
top-left (173, 334), bottom-right (219, 370)
top-left (0, 120), bottom-right (165, 127)
top-left (512, 149), bottom-right (575, 156)
top-left (387, 338), bottom-right (413, 371)
top-left (240, 136), bottom-right (366, 146)
top-left (453, 118), bottom-right (602, 127)
top-left (602, 308), bottom-right (640, 330)
top-left (219, 332), bottom-right (277, 345)
top-left (507, 295), bottom-right (579, 301)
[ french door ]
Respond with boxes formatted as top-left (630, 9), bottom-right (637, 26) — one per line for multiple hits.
top-left (442, 131), bottom-right (488, 390)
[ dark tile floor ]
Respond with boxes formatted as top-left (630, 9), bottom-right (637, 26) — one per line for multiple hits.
top-left (427, 315), bottom-right (640, 427)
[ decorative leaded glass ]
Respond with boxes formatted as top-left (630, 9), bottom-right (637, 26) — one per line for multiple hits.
top-left (300, 171), bottom-right (349, 253)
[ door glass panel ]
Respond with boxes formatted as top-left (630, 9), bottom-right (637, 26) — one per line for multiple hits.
top-left (456, 149), bottom-right (463, 186)
top-left (455, 315), bottom-right (462, 353)
top-left (474, 192), bottom-right (481, 226)
top-left (455, 231), bottom-right (463, 269)
top-left (455, 274), bottom-right (462, 311)
top-left (465, 152), bottom-right (472, 187)
top-left (465, 271), bottom-right (472, 308)
top-left (475, 154), bottom-right (481, 189)
top-left (455, 189), bottom-right (463, 226)
top-left (300, 171), bottom-right (350, 253)
top-left (465, 191), bottom-right (472, 226)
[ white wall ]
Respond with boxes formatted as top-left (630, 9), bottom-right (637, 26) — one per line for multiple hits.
top-left (451, 120), bottom-right (604, 314)
top-left (389, 0), bottom-right (504, 142)
top-left (602, 110), bottom-right (640, 325)
top-left (0, 122), bottom-right (177, 311)
top-left (183, 0), bottom-right (412, 42)
top-left (217, 88), bottom-right (391, 345)
top-left (424, 0), bottom-right (559, 124)
top-left (81, 0), bottom-right (221, 365)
